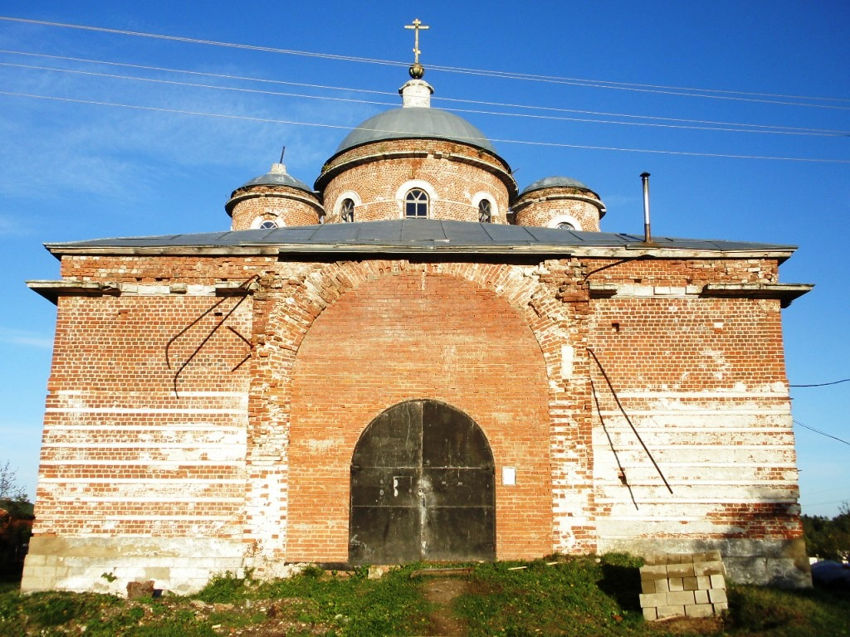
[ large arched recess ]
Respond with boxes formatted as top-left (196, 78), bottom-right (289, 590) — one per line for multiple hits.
top-left (286, 271), bottom-right (552, 563)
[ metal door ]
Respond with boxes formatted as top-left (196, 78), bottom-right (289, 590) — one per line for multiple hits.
top-left (349, 400), bottom-right (495, 564)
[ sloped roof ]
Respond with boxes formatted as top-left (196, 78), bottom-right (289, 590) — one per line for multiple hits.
top-left (335, 107), bottom-right (497, 155)
top-left (44, 220), bottom-right (797, 260)
top-left (521, 176), bottom-right (593, 196)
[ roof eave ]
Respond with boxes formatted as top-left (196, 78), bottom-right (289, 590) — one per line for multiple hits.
top-left (42, 242), bottom-right (798, 261)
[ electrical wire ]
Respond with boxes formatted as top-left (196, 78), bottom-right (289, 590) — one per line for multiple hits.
top-left (2, 88), bottom-right (848, 165)
top-left (2, 88), bottom-right (849, 164)
top-left (3, 49), bottom-right (846, 137)
top-left (794, 420), bottom-right (850, 447)
top-left (6, 60), bottom-right (847, 138)
top-left (2, 15), bottom-right (849, 110)
top-left (791, 378), bottom-right (850, 388)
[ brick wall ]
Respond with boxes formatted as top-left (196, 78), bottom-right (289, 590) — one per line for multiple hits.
top-left (228, 187), bottom-right (322, 230)
top-left (22, 250), bottom-right (808, 591)
top-left (513, 187), bottom-right (604, 231)
top-left (318, 139), bottom-right (513, 223)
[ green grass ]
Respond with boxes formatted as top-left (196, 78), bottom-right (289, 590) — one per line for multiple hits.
top-left (0, 557), bottom-right (847, 636)
top-left (455, 555), bottom-right (647, 636)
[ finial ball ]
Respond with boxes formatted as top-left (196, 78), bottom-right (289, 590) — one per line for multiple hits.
top-left (409, 62), bottom-right (425, 79)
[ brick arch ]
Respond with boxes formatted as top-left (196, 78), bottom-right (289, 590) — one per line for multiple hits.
top-left (243, 260), bottom-right (595, 567)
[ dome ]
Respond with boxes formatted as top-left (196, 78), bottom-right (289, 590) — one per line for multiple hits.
top-left (520, 176), bottom-right (592, 196)
top-left (233, 164), bottom-right (313, 194)
top-left (335, 107), bottom-right (497, 155)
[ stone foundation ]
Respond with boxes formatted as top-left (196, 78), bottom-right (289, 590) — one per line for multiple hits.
top-left (599, 537), bottom-right (811, 588)
top-left (21, 537), bottom-right (247, 595)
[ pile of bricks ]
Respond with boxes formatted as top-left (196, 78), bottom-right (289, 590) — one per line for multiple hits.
top-left (639, 551), bottom-right (728, 621)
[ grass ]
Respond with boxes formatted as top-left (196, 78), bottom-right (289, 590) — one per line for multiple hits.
top-left (0, 557), bottom-right (847, 636)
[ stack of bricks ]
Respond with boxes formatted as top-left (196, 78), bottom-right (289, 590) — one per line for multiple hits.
top-left (639, 551), bottom-right (728, 621)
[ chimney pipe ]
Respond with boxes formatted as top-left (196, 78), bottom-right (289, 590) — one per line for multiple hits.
top-left (640, 172), bottom-right (652, 244)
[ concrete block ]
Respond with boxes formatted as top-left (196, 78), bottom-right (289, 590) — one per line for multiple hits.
top-left (668, 577), bottom-right (684, 591)
top-left (643, 554), bottom-right (666, 566)
top-left (667, 563), bottom-right (695, 577)
top-left (640, 564), bottom-right (667, 578)
top-left (639, 593), bottom-right (667, 607)
top-left (710, 574), bottom-right (726, 589)
top-left (642, 606), bottom-right (658, 621)
top-left (708, 588), bottom-right (728, 604)
top-left (654, 578), bottom-right (669, 593)
top-left (144, 567), bottom-right (170, 580)
top-left (695, 560), bottom-right (725, 576)
top-left (694, 590), bottom-right (709, 604)
top-left (696, 575), bottom-right (711, 589)
top-left (683, 576), bottom-right (698, 590)
top-left (713, 602), bottom-right (729, 612)
top-left (656, 605), bottom-right (685, 619)
top-left (666, 591), bottom-right (696, 605)
top-left (641, 579), bottom-right (655, 594)
top-left (685, 604), bottom-right (716, 618)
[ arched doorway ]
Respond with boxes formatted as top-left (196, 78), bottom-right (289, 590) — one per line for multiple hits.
top-left (349, 400), bottom-right (495, 564)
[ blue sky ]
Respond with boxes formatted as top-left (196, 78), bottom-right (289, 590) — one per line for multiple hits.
top-left (1, 1), bottom-right (848, 517)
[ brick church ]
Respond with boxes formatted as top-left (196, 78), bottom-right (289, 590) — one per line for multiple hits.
top-left (22, 28), bottom-right (812, 593)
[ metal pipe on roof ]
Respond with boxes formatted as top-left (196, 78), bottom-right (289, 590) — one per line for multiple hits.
top-left (641, 172), bottom-right (652, 244)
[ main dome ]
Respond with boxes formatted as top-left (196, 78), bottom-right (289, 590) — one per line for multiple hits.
top-left (335, 107), bottom-right (497, 155)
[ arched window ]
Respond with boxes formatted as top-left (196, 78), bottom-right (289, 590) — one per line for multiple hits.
top-left (405, 188), bottom-right (429, 218)
top-left (341, 198), bottom-right (355, 223)
top-left (556, 221), bottom-right (575, 230)
top-left (258, 219), bottom-right (278, 229)
top-left (478, 199), bottom-right (492, 223)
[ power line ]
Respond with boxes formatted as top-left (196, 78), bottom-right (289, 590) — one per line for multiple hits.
top-left (2, 15), bottom-right (849, 110)
top-left (791, 378), bottom-right (850, 388)
top-left (2, 88), bottom-right (849, 165)
top-left (794, 419), bottom-right (850, 447)
top-left (6, 60), bottom-right (848, 139)
top-left (3, 48), bottom-right (845, 137)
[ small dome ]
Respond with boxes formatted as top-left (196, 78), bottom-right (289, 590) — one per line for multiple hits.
top-left (521, 176), bottom-right (592, 196)
top-left (234, 163), bottom-right (313, 194)
top-left (335, 107), bottom-right (497, 155)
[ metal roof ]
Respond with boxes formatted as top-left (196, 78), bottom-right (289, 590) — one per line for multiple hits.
top-left (334, 107), bottom-right (497, 155)
top-left (44, 220), bottom-right (797, 260)
top-left (520, 176), bottom-right (593, 196)
top-left (233, 168), bottom-right (312, 194)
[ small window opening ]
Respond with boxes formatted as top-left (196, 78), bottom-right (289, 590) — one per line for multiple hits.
top-left (478, 199), bottom-right (492, 223)
top-left (341, 198), bottom-right (355, 223)
top-left (258, 220), bottom-right (278, 230)
top-left (405, 188), bottom-right (429, 218)
top-left (556, 221), bottom-right (575, 230)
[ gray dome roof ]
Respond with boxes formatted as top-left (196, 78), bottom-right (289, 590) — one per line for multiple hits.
top-left (336, 107), bottom-right (497, 155)
top-left (520, 176), bottom-right (592, 196)
top-left (235, 167), bottom-right (312, 194)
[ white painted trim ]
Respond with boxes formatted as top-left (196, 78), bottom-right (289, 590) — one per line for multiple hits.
top-left (471, 191), bottom-right (498, 219)
top-left (546, 214), bottom-right (582, 231)
top-left (395, 179), bottom-right (437, 218)
top-left (332, 190), bottom-right (362, 221)
top-left (250, 216), bottom-right (285, 229)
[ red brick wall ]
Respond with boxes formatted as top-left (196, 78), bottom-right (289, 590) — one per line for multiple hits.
top-left (228, 187), bottom-right (322, 230)
top-left (33, 293), bottom-right (254, 539)
top-left (319, 139), bottom-right (512, 223)
top-left (285, 272), bottom-right (553, 561)
top-left (513, 188), bottom-right (604, 231)
top-left (27, 250), bottom-right (803, 582)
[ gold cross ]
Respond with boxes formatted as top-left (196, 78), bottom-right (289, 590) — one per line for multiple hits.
top-left (404, 18), bottom-right (429, 65)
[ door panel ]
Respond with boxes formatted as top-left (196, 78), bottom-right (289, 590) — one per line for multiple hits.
top-left (349, 400), bottom-right (494, 564)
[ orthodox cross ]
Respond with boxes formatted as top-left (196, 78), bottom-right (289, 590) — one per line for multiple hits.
top-left (404, 18), bottom-right (429, 66)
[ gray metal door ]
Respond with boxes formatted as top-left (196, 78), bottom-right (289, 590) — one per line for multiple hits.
top-left (349, 400), bottom-right (495, 564)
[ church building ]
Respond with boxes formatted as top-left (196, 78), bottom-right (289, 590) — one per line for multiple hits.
top-left (22, 24), bottom-right (812, 593)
